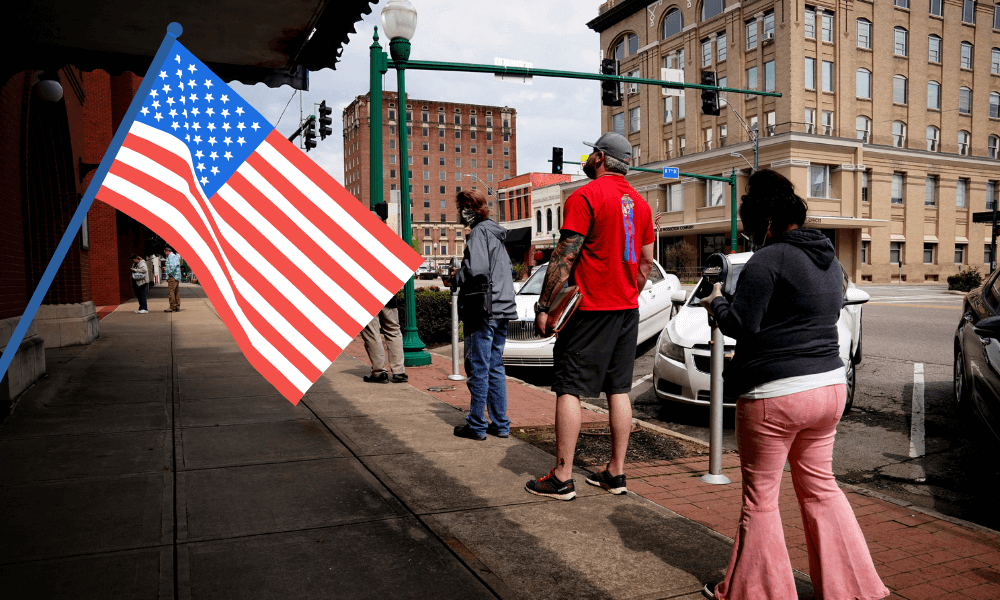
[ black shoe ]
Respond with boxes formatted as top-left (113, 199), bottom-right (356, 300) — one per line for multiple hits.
top-left (391, 373), bottom-right (408, 383)
top-left (163, 309), bottom-right (173, 313)
top-left (585, 468), bottom-right (627, 495)
top-left (363, 373), bottom-right (389, 384)
top-left (453, 424), bottom-right (486, 440)
top-left (525, 469), bottom-right (576, 501)
top-left (486, 423), bottom-right (509, 438)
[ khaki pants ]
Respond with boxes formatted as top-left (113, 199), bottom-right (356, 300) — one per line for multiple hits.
top-left (167, 277), bottom-right (180, 310)
top-left (360, 306), bottom-right (404, 376)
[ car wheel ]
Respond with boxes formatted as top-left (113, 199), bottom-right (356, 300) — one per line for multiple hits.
top-left (954, 345), bottom-right (970, 406)
top-left (843, 353), bottom-right (856, 416)
top-left (853, 320), bottom-right (863, 365)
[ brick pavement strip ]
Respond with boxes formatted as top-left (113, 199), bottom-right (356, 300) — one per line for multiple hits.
top-left (346, 334), bottom-right (1000, 600)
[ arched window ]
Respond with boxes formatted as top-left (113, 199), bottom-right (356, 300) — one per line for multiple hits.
top-left (557, 206), bottom-right (561, 229)
top-left (536, 210), bottom-right (542, 233)
top-left (927, 126), bottom-right (940, 151)
top-left (959, 87), bottom-right (973, 114)
top-left (989, 135), bottom-right (999, 159)
top-left (961, 42), bottom-right (974, 69)
top-left (856, 116), bottom-right (871, 142)
top-left (892, 121), bottom-right (907, 147)
top-left (662, 8), bottom-right (683, 39)
top-left (928, 35), bottom-right (942, 63)
top-left (546, 208), bottom-right (552, 231)
top-left (857, 18), bottom-right (872, 49)
top-left (958, 130), bottom-right (971, 155)
top-left (928, 81), bottom-right (941, 110)
top-left (893, 75), bottom-right (908, 104)
top-left (612, 32), bottom-right (639, 60)
top-left (856, 68), bottom-right (872, 99)
top-left (894, 27), bottom-right (908, 56)
top-left (990, 91), bottom-right (1000, 118)
top-left (701, 0), bottom-right (726, 21)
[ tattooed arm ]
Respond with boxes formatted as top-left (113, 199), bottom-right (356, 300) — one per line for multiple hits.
top-left (534, 231), bottom-right (585, 336)
top-left (636, 242), bottom-right (654, 293)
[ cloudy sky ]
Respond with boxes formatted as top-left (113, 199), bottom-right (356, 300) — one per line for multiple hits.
top-left (231, 1), bottom-right (607, 183)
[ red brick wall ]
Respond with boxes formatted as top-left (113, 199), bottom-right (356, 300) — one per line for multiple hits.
top-left (0, 73), bottom-right (29, 319)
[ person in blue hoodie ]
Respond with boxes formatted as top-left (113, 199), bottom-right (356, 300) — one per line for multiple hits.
top-left (451, 189), bottom-right (518, 441)
top-left (700, 169), bottom-right (888, 600)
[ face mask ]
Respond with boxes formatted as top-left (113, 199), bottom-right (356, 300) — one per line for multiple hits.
top-left (460, 208), bottom-right (478, 226)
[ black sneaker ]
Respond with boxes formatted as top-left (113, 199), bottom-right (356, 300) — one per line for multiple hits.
top-left (363, 373), bottom-right (389, 384)
top-left (486, 423), bottom-right (509, 438)
top-left (585, 469), bottom-right (627, 495)
top-left (525, 469), bottom-right (576, 501)
top-left (391, 373), bottom-right (408, 383)
top-left (453, 424), bottom-right (486, 441)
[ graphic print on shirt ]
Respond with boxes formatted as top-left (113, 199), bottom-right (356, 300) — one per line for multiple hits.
top-left (621, 194), bottom-right (637, 263)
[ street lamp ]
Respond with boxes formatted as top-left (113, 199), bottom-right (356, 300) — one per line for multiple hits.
top-left (379, 0), bottom-right (430, 366)
top-left (720, 97), bottom-right (758, 171)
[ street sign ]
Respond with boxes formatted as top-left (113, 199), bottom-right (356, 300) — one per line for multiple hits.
top-left (663, 167), bottom-right (679, 179)
top-left (494, 58), bottom-right (533, 84)
top-left (972, 211), bottom-right (997, 223)
top-left (660, 68), bottom-right (684, 97)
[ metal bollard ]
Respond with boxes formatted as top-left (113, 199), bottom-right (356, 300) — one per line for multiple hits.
top-left (700, 319), bottom-right (731, 485)
top-left (448, 290), bottom-right (465, 381)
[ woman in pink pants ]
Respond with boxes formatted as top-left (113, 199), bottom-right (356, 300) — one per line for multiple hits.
top-left (700, 169), bottom-right (888, 600)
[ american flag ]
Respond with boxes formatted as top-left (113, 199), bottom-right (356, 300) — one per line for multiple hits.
top-left (654, 210), bottom-right (661, 230)
top-left (95, 40), bottom-right (422, 404)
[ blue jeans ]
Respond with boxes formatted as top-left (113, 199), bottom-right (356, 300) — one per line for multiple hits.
top-left (463, 318), bottom-right (510, 435)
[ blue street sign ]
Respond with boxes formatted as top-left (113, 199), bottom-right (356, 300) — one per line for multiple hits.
top-left (663, 167), bottom-right (679, 179)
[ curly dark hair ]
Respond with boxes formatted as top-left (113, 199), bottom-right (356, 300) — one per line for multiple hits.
top-left (456, 189), bottom-right (491, 221)
top-left (739, 169), bottom-right (808, 243)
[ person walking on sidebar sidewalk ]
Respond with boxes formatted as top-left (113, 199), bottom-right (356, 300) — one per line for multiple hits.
top-left (131, 254), bottom-right (150, 314)
top-left (700, 169), bottom-right (888, 600)
top-left (451, 189), bottom-right (518, 441)
top-left (163, 246), bottom-right (182, 312)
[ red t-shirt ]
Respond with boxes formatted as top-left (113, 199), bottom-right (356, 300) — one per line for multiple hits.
top-left (562, 174), bottom-right (654, 311)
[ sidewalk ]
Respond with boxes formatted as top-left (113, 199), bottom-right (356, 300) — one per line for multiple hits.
top-left (0, 284), bottom-right (996, 599)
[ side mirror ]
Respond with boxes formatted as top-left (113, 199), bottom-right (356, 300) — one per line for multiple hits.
top-left (671, 290), bottom-right (688, 304)
top-left (644, 280), bottom-right (653, 291)
top-left (974, 316), bottom-right (1000, 340)
top-left (844, 288), bottom-right (870, 306)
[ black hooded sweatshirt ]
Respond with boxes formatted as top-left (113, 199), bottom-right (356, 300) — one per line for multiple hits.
top-left (710, 228), bottom-right (845, 398)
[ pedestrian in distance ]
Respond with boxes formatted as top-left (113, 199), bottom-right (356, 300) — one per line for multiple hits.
top-left (526, 132), bottom-right (654, 501)
top-left (163, 246), bottom-right (182, 312)
top-left (700, 169), bottom-right (888, 600)
top-left (451, 189), bottom-right (518, 441)
top-left (130, 254), bottom-right (149, 314)
top-left (362, 208), bottom-right (407, 384)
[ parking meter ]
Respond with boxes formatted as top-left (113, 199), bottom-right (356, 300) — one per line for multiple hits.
top-left (693, 253), bottom-right (738, 302)
top-left (696, 252), bottom-right (733, 486)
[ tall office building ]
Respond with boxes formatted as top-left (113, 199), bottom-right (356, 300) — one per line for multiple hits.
top-left (588, 0), bottom-right (1000, 282)
top-left (342, 92), bottom-right (517, 266)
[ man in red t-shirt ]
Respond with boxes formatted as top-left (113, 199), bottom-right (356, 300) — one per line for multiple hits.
top-left (525, 133), bottom-right (654, 501)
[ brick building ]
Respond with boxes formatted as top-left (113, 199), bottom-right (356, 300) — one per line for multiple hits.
top-left (342, 92), bottom-right (517, 267)
top-left (588, 0), bottom-right (1000, 283)
top-left (495, 173), bottom-right (581, 266)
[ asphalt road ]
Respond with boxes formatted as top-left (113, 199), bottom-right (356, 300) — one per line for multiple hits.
top-left (509, 284), bottom-right (1000, 530)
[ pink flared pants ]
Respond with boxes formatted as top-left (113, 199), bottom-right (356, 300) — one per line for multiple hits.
top-left (715, 385), bottom-right (890, 600)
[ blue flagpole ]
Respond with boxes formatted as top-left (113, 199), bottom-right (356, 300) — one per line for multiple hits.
top-left (0, 22), bottom-right (184, 382)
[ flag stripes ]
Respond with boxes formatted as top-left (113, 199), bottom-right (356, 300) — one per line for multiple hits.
top-left (97, 121), bottom-right (421, 402)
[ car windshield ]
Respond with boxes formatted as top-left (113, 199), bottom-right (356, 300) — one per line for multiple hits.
top-left (518, 264), bottom-right (548, 296)
top-left (687, 263), bottom-right (746, 306)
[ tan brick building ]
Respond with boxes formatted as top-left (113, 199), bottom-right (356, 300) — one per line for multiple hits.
top-left (342, 92), bottom-right (517, 267)
top-left (588, 0), bottom-right (1000, 282)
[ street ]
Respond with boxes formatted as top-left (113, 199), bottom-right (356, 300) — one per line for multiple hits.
top-left (509, 284), bottom-right (1000, 531)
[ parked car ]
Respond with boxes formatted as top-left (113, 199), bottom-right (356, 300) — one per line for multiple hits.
top-left (502, 261), bottom-right (682, 367)
top-left (954, 269), bottom-right (1000, 441)
top-left (415, 261), bottom-right (436, 280)
top-left (652, 252), bottom-right (869, 414)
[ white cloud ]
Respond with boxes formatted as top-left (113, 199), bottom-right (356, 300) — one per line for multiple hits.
top-left (231, 1), bottom-right (607, 184)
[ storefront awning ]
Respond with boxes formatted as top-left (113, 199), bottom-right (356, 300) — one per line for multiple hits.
top-left (6, 0), bottom-right (378, 89)
top-left (503, 227), bottom-right (532, 245)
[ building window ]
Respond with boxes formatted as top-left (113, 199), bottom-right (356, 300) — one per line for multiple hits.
top-left (896, 0), bottom-right (909, 8)
top-left (663, 8), bottom-right (684, 39)
top-left (927, 126), bottom-right (940, 151)
top-left (764, 11), bottom-right (775, 38)
top-left (678, 91), bottom-right (685, 119)
top-left (536, 211), bottom-right (542, 233)
top-left (613, 112), bottom-right (625, 135)
top-left (719, 123), bottom-right (728, 146)
top-left (856, 68), bottom-right (871, 99)
top-left (989, 135), bottom-right (1000, 159)
top-left (928, 81), bottom-right (942, 110)
top-left (663, 97), bottom-right (673, 123)
top-left (893, 121), bottom-right (907, 147)
top-left (957, 178), bottom-right (969, 207)
top-left (956, 244), bottom-right (967, 264)
top-left (546, 209), bottom-right (552, 231)
top-left (764, 60), bottom-right (775, 92)
top-left (994, 48), bottom-right (1000, 74)
top-left (862, 170), bottom-right (871, 202)
top-left (991, 92), bottom-right (1000, 118)
top-left (926, 36), bottom-right (942, 65)
top-left (805, 7), bottom-right (816, 39)
top-left (629, 107), bottom-right (641, 133)
top-left (820, 111), bottom-right (834, 136)
top-left (746, 20), bottom-right (757, 49)
top-left (627, 69), bottom-right (640, 95)
top-left (701, 0), bottom-right (726, 21)
top-left (804, 58), bottom-right (817, 90)
top-left (857, 116), bottom-right (872, 142)
top-left (702, 39), bottom-right (713, 67)
top-left (667, 183), bottom-right (683, 212)
top-left (930, 0), bottom-right (943, 16)
top-left (963, 0), bottom-right (976, 23)
top-left (893, 75), bottom-right (908, 104)
top-left (995, 3), bottom-right (1000, 28)
top-left (809, 165), bottom-right (830, 198)
top-left (705, 180), bottom-right (725, 207)
top-left (961, 42), bottom-right (974, 69)
top-left (857, 19), bottom-right (872, 49)
top-left (862, 240), bottom-right (871, 263)
top-left (439, 185), bottom-right (446, 194)
top-left (822, 61), bottom-right (834, 92)
top-left (805, 108), bottom-right (816, 134)
top-left (925, 175), bottom-right (938, 206)
top-left (679, 136), bottom-right (685, 156)
top-left (746, 66), bottom-right (758, 90)
top-left (892, 172), bottom-right (905, 204)
top-left (717, 33), bottom-right (727, 62)
top-left (894, 27), bottom-right (908, 56)
top-left (988, 180), bottom-right (998, 209)
top-left (960, 88), bottom-right (973, 115)
top-left (890, 242), bottom-right (903, 265)
top-left (704, 127), bottom-right (714, 150)
top-left (924, 243), bottom-right (936, 264)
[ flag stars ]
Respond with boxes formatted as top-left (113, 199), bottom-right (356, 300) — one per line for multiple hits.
top-left (204, 80), bottom-right (213, 88)
top-left (235, 106), bottom-right (244, 115)
top-left (151, 100), bottom-right (160, 109)
top-left (224, 136), bottom-right (232, 146)
top-left (237, 137), bottom-right (246, 146)
top-left (206, 107), bottom-right (214, 116)
top-left (210, 166), bottom-right (219, 175)
top-left (207, 122), bottom-right (216, 132)
top-left (210, 151), bottom-right (218, 160)
top-left (140, 106), bottom-right (149, 116)
top-left (224, 151), bottom-right (233, 161)
top-left (149, 89), bottom-right (158, 98)
top-left (174, 54), bottom-right (181, 63)
top-left (191, 107), bottom-right (200, 117)
top-left (178, 81), bottom-right (185, 91)
top-left (188, 79), bottom-right (197, 88)
top-left (222, 122), bottom-right (231, 132)
top-left (171, 121), bottom-right (180, 131)
top-left (251, 122), bottom-right (260, 132)
top-left (169, 109), bottom-right (177, 117)
top-left (208, 137), bottom-right (217, 146)
top-left (154, 112), bottom-right (163, 122)
top-left (220, 95), bottom-right (229, 104)
top-left (179, 96), bottom-right (186, 105)
top-left (193, 135), bottom-right (202, 144)
top-left (195, 150), bottom-right (204, 158)
top-left (189, 93), bottom-right (198, 102)
top-left (191, 122), bottom-right (201, 131)
top-left (166, 97), bottom-right (175, 106)
top-left (184, 122), bottom-right (190, 130)
top-left (159, 70), bottom-right (168, 79)
top-left (188, 63), bottom-right (197, 74)
top-left (162, 84), bottom-right (171, 93)
top-left (197, 163), bottom-right (205, 172)
top-left (237, 122), bottom-right (246, 131)
top-left (200, 176), bottom-right (209, 185)
top-left (221, 109), bottom-right (229, 117)
top-left (205, 94), bottom-right (214, 103)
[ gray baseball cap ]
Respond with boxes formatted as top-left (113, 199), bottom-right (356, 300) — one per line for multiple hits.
top-left (583, 132), bottom-right (632, 163)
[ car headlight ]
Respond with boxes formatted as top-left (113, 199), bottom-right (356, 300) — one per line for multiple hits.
top-left (658, 328), bottom-right (687, 363)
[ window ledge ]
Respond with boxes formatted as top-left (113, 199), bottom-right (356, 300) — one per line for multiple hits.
top-left (858, 47), bottom-right (873, 53)
top-left (930, 15), bottom-right (944, 22)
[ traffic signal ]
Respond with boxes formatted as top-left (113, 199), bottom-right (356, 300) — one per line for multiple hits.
top-left (373, 201), bottom-right (389, 221)
top-left (601, 59), bottom-right (622, 107)
top-left (318, 100), bottom-right (333, 140)
top-left (701, 71), bottom-right (720, 116)
top-left (303, 115), bottom-right (317, 152)
top-left (552, 147), bottom-right (563, 174)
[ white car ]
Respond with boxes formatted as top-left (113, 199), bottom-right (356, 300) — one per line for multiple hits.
top-left (652, 252), bottom-right (869, 413)
top-left (415, 261), bottom-right (436, 280)
top-left (503, 261), bottom-right (682, 367)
